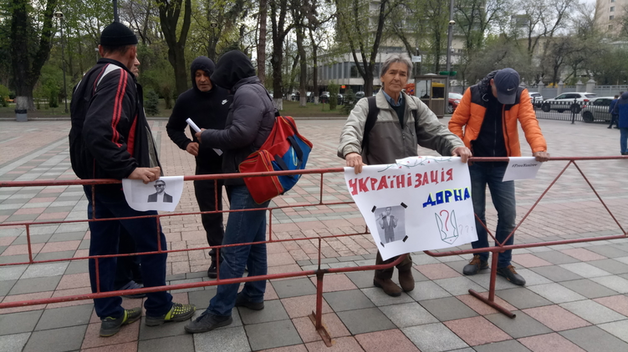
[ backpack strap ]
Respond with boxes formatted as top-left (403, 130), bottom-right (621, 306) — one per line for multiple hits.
top-left (361, 96), bottom-right (379, 152)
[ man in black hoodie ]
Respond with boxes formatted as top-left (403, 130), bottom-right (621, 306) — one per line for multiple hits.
top-left (166, 56), bottom-right (231, 278)
top-left (185, 50), bottom-right (275, 334)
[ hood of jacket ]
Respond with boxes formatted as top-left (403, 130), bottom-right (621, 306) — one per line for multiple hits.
top-left (210, 50), bottom-right (256, 91)
top-left (477, 70), bottom-right (499, 101)
top-left (190, 56), bottom-right (215, 93)
top-left (621, 91), bottom-right (628, 102)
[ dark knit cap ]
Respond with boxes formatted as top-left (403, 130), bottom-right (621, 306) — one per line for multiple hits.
top-left (100, 22), bottom-right (138, 46)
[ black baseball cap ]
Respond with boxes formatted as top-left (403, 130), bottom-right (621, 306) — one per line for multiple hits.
top-left (100, 22), bottom-right (138, 47)
top-left (493, 68), bottom-right (520, 105)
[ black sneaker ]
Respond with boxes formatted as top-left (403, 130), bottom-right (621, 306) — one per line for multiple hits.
top-left (496, 265), bottom-right (526, 286)
top-left (145, 303), bottom-right (196, 326)
top-left (207, 261), bottom-right (217, 279)
top-left (100, 307), bottom-right (142, 337)
top-left (462, 254), bottom-right (488, 275)
top-left (235, 292), bottom-right (264, 310)
top-left (184, 312), bottom-right (233, 334)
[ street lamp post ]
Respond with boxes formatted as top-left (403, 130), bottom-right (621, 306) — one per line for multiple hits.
top-left (445, 0), bottom-right (455, 115)
top-left (54, 11), bottom-right (68, 113)
top-left (113, 0), bottom-right (119, 22)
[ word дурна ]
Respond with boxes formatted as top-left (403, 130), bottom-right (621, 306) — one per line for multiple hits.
top-left (422, 188), bottom-right (471, 208)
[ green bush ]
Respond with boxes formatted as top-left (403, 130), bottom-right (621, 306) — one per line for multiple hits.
top-left (0, 84), bottom-right (10, 107)
top-left (145, 89), bottom-right (160, 116)
top-left (328, 82), bottom-right (339, 110)
top-left (48, 90), bottom-right (59, 108)
top-left (341, 88), bottom-right (357, 115)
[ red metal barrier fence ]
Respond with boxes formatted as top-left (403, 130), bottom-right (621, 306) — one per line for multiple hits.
top-left (1, 156), bottom-right (627, 345)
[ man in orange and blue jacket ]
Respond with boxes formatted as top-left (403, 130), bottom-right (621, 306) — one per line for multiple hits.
top-left (449, 68), bottom-right (550, 286)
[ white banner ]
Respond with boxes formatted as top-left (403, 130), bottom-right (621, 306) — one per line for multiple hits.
top-left (344, 156), bottom-right (478, 260)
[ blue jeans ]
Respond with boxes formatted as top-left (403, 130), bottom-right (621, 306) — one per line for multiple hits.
top-left (469, 163), bottom-right (516, 268)
top-left (84, 185), bottom-right (173, 319)
top-left (206, 185), bottom-right (269, 317)
top-left (620, 128), bottom-right (628, 154)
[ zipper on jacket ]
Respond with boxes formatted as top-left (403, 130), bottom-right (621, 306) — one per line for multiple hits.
top-left (492, 108), bottom-right (498, 157)
top-left (502, 104), bottom-right (510, 156)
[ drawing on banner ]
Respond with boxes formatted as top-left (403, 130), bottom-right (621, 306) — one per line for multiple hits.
top-left (344, 156), bottom-right (478, 260)
top-left (372, 204), bottom-right (407, 246)
top-left (147, 179), bottom-right (173, 203)
top-left (122, 176), bottom-right (184, 212)
top-left (435, 209), bottom-right (460, 245)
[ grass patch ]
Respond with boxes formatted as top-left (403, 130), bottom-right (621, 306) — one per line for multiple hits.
top-left (0, 103), bottom-right (71, 118)
top-left (279, 100), bottom-right (347, 118)
top-left (0, 99), bottom-right (348, 118)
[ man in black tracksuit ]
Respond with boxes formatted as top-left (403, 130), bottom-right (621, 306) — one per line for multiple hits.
top-left (69, 22), bottom-right (194, 337)
top-left (166, 56), bottom-right (231, 278)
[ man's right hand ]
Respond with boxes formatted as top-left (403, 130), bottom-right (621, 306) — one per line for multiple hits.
top-left (128, 167), bottom-right (161, 184)
top-left (346, 152), bottom-right (366, 174)
top-left (186, 142), bottom-right (199, 156)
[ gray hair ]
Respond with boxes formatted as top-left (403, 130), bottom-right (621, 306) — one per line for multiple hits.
top-left (380, 54), bottom-right (413, 78)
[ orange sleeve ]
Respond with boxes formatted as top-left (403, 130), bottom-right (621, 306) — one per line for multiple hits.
top-left (518, 89), bottom-right (547, 153)
top-left (448, 87), bottom-right (472, 139)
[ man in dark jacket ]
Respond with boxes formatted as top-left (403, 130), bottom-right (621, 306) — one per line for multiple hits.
top-left (608, 94), bottom-right (620, 129)
top-left (69, 22), bottom-right (195, 337)
top-left (612, 91), bottom-right (628, 154)
top-left (166, 56), bottom-right (230, 278)
top-left (185, 50), bottom-right (275, 334)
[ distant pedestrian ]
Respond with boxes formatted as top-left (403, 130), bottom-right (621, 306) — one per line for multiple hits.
top-left (609, 94), bottom-right (620, 129)
top-left (612, 91), bottom-right (628, 155)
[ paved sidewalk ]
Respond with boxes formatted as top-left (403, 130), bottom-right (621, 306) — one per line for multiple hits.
top-left (2, 117), bottom-right (628, 351)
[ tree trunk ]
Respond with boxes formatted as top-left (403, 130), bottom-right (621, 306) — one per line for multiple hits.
top-left (296, 27), bottom-right (307, 107)
top-left (271, 42), bottom-right (283, 109)
top-left (257, 0), bottom-right (267, 84)
top-left (157, 0), bottom-right (192, 96)
top-left (76, 28), bottom-right (84, 77)
top-left (270, 0), bottom-right (290, 110)
top-left (364, 70), bottom-right (374, 97)
top-left (310, 32), bottom-right (319, 105)
top-left (10, 0), bottom-right (58, 113)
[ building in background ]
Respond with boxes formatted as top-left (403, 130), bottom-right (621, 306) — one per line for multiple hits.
top-left (595, 0), bottom-right (628, 35)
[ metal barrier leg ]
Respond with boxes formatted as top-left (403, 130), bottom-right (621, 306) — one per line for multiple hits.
top-left (468, 253), bottom-right (516, 318)
top-left (309, 270), bottom-right (333, 347)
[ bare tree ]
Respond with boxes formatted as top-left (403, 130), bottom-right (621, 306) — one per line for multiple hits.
top-left (454, 0), bottom-right (509, 85)
top-left (258, 0), bottom-right (268, 83)
top-left (269, 0), bottom-right (295, 109)
top-left (121, 0), bottom-right (160, 45)
top-left (192, 0), bottom-right (249, 61)
top-left (335, 0), bottom-right (402, 96)
top-left (156, 0), bottom-right (192, 95)
top-left (510, 0), bottom-right (576, 60)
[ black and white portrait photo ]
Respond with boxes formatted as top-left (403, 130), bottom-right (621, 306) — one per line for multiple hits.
top-left (122, 176), bottom-right (184, 212)
top-left (374, 205), bottom-right (406, 244)
top-left (147, 179), bottom-right (173, 203)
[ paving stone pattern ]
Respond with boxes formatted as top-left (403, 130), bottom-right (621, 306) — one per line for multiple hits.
top-left (2, 117), bottom-right (628, 351)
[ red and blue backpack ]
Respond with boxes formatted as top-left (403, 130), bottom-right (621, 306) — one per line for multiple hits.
top-left (239, 113), bottom-right (313, 204)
